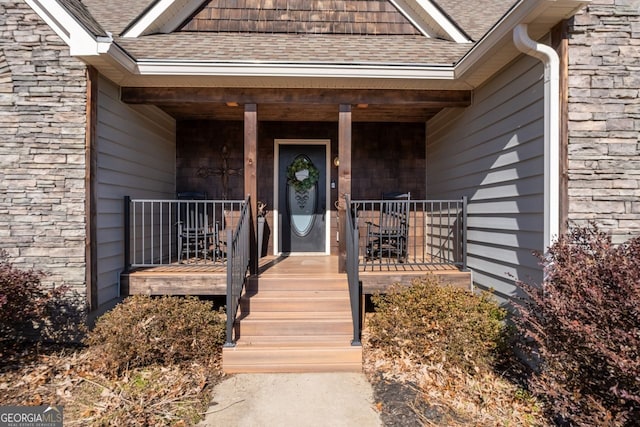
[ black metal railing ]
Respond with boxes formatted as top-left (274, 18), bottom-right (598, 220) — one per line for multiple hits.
top-left (344, 194), bottom-right (361, 346)
top-left (225, 196), bottom-right (251, 347)
top-left (124, 197), bottom-right (244, 268)
top-left (349, 197), bottom-right (467, 271)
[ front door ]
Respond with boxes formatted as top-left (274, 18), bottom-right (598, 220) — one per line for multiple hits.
top-left (277, 143), bottom-right (327, 253)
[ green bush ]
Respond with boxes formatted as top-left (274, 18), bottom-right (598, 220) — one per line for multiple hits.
top-left (368, 275), bottom-right (506, 374)
top-left (515, 225), bottom-right (640, 426)
top-left (85, 295), bottom-right (225, 376)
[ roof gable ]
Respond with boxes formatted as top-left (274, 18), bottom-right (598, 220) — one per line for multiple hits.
top-left (58, 0), bottom-right (109, 37)
top-left (25, 0), bottom-right (590, 91)
top-left (82, 0), bottom-right (153, 35)
top-left (121, 0), bottom-right (471, 41)
top-left (433, 0), bottom-right (515, 41)
top-left (178, 0), bottom-right (421, 35)
top-left (25, 0), bottom-right (112, 55)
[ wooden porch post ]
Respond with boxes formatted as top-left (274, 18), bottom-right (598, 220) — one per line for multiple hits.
top-left (85, 66), bottom-right (98, 310)
top-left (338, 104), bottom-right (352, 273)
top-left (244, 103), bottom-right (258, 274)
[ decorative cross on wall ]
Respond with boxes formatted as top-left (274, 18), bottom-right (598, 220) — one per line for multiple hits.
top-left (196, 144), bottom-right (243, 199)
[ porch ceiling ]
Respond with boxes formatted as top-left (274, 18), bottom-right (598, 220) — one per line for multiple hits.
top-left (121, 87), bottom-right (472, 122)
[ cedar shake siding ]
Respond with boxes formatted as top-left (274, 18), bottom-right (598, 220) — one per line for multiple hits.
top-left (566, 1), bottom-right (640, 244)
top-left (176, 120), bottom-right (424, 256)
top-left (180, 0), bottom-right (421, 35)
top-left (0, 1), bottom-right (88, 298)
top-left (427, 55), bottom-right (545, 300)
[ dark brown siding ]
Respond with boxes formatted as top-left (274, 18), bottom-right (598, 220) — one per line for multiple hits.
top-left (352, 122), bottom-right (426, 200)
top-left (177, 121), bottom-right (245, 199)
top-left (176, 120), bottom-right (425, 254)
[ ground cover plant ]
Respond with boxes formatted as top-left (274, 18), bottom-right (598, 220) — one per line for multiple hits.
top-left (0, 251), bottom-right (67, 347)
top-left (364, 275), bottom-right (543, 426)
top-left (515, 225), bottom-right (640, 426)
top-left (0, 293), bottom-right (226, 426)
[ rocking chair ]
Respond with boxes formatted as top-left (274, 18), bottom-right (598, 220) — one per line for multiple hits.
top-left (365, 192), bottom-right (411, 263)
top-left (177, 192), bottom-right (224, 262)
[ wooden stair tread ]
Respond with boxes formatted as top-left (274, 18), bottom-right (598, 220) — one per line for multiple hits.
top-left (240, 295), bottom-right (350, 304)
top-left (223, 346), bottom-right (362, 366)
top-left (243, 290), bottom-right (349, 298)
top-left (237, 314), bottom-right (352, 319)
top-left (239, 312), bottom-right (352, 320)
top-left (247, 279), bottom-right (348, 291)
top-left (224, 348), bottom-right (362, 358)
top-left (250, 277), bottom-right (347, 281)
top-left (224, 273), bottom-right (360, 373)
top-left (222, 363), bottom-right (362, 373)
top-left (231, 343), bottom-right (359, 350)
top-left (235, 335), bottom-right (353, 346)
top-left (240, 299), bottom-right (351, 314)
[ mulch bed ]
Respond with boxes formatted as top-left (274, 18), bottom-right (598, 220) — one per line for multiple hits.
top-left (371, 375), bottom-right (451, 426)
top-left (2, 329), bottom-right (542, 426)
top-left (361, 316), bottom-right (546, 426)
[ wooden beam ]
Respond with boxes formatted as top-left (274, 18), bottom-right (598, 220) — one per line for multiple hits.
top-left (85, 66), bottom-right (98, 311)
top-left (338, 104), bottom-right (352, 273)
top-left (158, 103), bottom-right (442, 122)
top-left (121, 87), bottom-right (472, 107)
top-left (360, 270), bottom-right (472, 293)
top-left (244, 103), bottom-right (258, 274)
top-left (122, 273), bottom-right (227, 295)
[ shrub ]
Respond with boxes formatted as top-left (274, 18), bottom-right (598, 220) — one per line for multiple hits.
top-left (368, 275), bottom-right (507, 374)
top-left (514, 225), bottom-right (640, 426)
top-left (85, 295), bottom-right (225, 376)
top-left (0, 251), bottom-right (68, 347)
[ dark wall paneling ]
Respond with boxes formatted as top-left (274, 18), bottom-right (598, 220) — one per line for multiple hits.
top-left (176, 120), bottom-right (425, 255)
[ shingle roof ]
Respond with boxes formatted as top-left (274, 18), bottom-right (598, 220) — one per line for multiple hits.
top-left (433, 0), bottom-right (515, 41)
top-left (116, 33), bottom-right (470, 65)
top-left (72, 0), bottom-right (518, 66)
top-left (81, 0), bottom-right (151, 35)
top-left (58, 0), bottom-right (108, 37)
top-left (180, 0), bottom-right (421, 35)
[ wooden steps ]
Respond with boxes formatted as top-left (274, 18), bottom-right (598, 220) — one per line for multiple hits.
top-left (222, 276), bottom-right (362, 373)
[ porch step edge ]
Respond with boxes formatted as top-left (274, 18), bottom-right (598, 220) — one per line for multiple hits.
top-left (238, 312), bottom-right (352, 320)
top-left (222, 345), bottom-right (362, 368)
top-left (222, 363), bottom-right (362, 374)
top-left (234, 335), bottom-right (353, 347)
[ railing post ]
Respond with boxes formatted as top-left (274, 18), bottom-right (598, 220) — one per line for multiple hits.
top-left (224, 197), bottom-right (251, 348)
top-left (345, 195), bottom-right (361, 346)
top-left (462, 196), bottom-right (468, 272)
top-left (225, 227), bottom-right (235, 347)
top-left (124, 196), bottom-right (131, 272)
top-left (349, 231), bottom-right (362, 346)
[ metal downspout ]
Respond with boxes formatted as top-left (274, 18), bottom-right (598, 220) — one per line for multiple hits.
top-left (513, 24), bottom-right (560, 251)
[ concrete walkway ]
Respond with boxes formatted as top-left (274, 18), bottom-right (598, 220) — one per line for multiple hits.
top-left (198, 373), bottom-right (382, 427)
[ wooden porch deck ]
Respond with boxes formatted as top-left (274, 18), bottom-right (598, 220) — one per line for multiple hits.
top-left (120, 255), bottom-right (471, 296)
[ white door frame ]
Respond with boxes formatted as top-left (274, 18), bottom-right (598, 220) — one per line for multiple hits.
top-left (273, 139), bottom-right (331, 255)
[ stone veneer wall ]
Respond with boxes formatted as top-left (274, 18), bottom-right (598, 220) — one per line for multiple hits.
top-left (567, 0), bottom-right (640, 243)
top-left (0, 2), bottom-right (88, 298)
